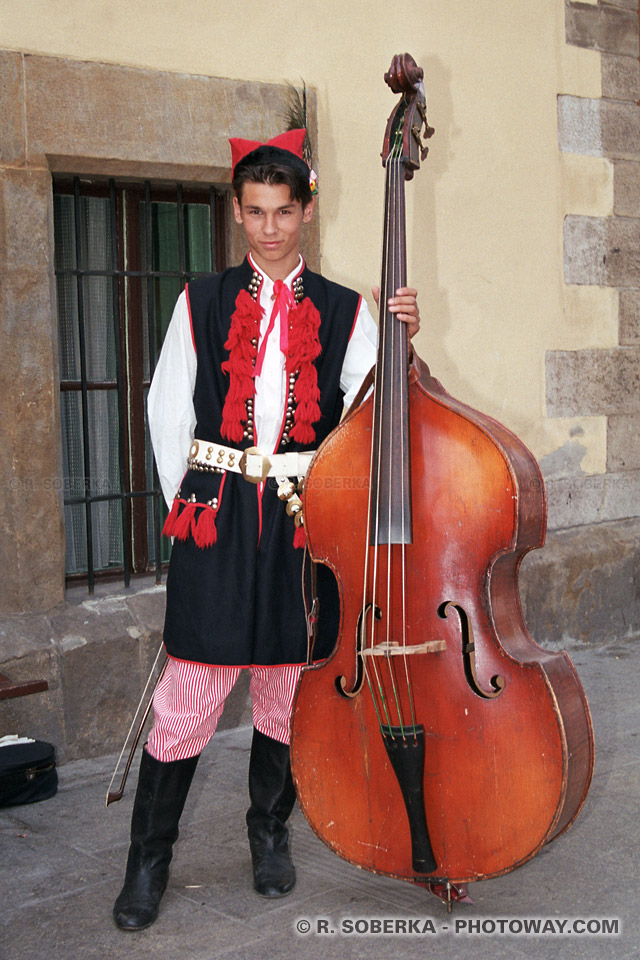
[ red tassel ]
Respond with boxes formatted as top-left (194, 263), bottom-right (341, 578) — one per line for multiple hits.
top-left (287, 298), bottom-right (322, 444)
top-left (293, 524), bottom-right (307, 550)
top-left (172, 502), bottom-right (196, 541)
top-left (221, 290), bottom-right (262, 443)
top-left (192, 504), bottom-right (218, 548)
top-left (291, 423), bottom-right (315, 445)
top-left (293, 524), bottom-right (306, 550)
top-left (161, 497), bottom-right (181, 538)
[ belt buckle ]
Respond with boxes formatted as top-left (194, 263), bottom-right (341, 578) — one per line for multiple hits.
top-left (239, 447), bottom-right (272, 484)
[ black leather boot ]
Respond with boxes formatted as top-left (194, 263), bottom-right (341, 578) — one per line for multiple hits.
top-left (246, 727), bottom-right (297, 898)
top-left (113, 748), bottom-right (199, 931)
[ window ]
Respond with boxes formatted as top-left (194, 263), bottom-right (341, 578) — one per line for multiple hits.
top-left (53, 177), bottom-right (227, 589)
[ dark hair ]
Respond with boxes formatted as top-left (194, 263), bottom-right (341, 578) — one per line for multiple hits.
top-left (233, 153), bottom-right (312, 208)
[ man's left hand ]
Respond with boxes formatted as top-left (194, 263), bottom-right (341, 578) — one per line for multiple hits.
top-left (372, 286), bottom-right (421, 339)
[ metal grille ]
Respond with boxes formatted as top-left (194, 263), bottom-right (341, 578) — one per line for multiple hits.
top-left (53, 176), bottom-right (227, 591)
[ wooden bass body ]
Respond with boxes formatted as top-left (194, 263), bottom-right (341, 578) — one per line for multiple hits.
top-left (290, 355), bottom-right (594, 883)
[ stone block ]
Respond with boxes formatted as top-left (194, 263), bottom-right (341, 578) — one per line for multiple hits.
top-left (619, 288), bottom-right (640, 343)
top-left (564, 215), bottom-right (640, 286)
top-left (520, 517), bottom-right (640, 644)
top-left (558, 95), bottom-right (602, 156)
top-left (607, 414), bottom-right (640, 470)
top-left (0, 50), bottom-right (25, 165)
top-left (546, 345), bottom-right (640, 417)
top-left (0, 167), bottom-right (53, 274)
top-left (613, 161), bottom-right (640, 217)
top-left (0, 168), bottom-right (65, 613)
top-left (23, 55), bottom-right (294, 176)
top-left (603, 217), bottom-right (640, 284)
top-left (0, 611), bottom-right (59, 662)
top-left (601, 99), bottom-right (640, 160)
top-left (545, 469), bottom-right (640, 528)
top-left (59, 631), bottom-right (142, 760)
top-left (603, 0), bottom-right (639, 11)
top-left (565, 2), bottom-right (639, 57)
top-left (564, 215), bottom-right (607, 283)
top-left (48, 595), bottom-right (137, 646)
top-left (601, 53), bottom-right (640, 101)
top-left (1, 473), bottom-right (65, 615)
top-left (0, 169), bottom-right (59, 415)
top-left (126, 584), bottom-right (167, 638)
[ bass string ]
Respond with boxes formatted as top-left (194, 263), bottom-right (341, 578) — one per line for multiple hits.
top-left (394, 154), bottom-right (418, 736)
top-left (384, 155), bottom-right (407, 734)
top-left (362, 152), bottom-right (416, 737)
top-left (361, 146), bottom-right (393, 730)
top-left (391, 154), bottom-right (419, 737)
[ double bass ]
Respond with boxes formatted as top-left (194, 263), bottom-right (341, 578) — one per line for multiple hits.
top-left (290, 53), bottom-right (594, 904)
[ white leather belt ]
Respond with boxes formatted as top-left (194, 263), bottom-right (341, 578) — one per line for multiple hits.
top-left (187, 440), bottom-right (315, 484)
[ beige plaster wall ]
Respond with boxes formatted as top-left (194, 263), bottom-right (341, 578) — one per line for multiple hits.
top-left (0, 0), bottom-right (601, 461)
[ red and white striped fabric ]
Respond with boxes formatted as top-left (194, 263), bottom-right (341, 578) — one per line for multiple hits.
top-left (146, 658), bottom-right (303, 762)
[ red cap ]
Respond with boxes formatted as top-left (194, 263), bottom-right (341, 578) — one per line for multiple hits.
top-left (229, 129), bottom-right (307, 175)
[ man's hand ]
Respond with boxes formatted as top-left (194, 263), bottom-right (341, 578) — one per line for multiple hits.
top-left (372, 286), bottom-right (421, 339)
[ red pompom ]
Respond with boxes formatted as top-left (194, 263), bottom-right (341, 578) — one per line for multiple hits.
top-left (172, 502), bottom-right (196, 541)
top-left (161, 497), bottom-right (180, 538)
top-left (192, 504), bottom-right (218, 549)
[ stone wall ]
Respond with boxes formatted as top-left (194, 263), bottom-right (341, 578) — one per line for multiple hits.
top-left (550, 2), bottom-right (640, 528)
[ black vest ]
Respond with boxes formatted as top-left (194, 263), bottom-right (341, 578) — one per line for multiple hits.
top-left (162, 259), bottom-right (362, 666)
top-left (186, 257), bottom-right (360, 451)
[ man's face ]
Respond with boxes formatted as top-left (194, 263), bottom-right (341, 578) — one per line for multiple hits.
top-left (233, 182), bottom-right (314, 279)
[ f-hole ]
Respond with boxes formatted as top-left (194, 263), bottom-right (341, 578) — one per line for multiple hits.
top-left (438, 601), bottom-right (505, 699)
top-left (337, 603), bottom-right (382, 698)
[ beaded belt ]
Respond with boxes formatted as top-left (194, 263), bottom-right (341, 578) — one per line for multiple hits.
top-left (187, 440), bottom-right (315, 484)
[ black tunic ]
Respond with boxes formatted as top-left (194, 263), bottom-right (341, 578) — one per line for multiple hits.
top-left (162, 258), bottom-right (361, 666)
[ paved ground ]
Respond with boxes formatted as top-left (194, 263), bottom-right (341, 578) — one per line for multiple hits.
top-left (1, 636), bottom-right (638, 960)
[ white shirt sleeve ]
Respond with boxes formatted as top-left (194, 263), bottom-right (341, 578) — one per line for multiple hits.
top-left (147, 290), bottom-right (197, 508)
top-left (340, 297), bottom-right (378, 409)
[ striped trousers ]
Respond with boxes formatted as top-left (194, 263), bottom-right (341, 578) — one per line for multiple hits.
top-left (146, 658), bottom-right (303, 762)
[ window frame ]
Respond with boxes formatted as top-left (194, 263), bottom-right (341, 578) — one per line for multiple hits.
top-left (53, 175), bottom-right (227, 590)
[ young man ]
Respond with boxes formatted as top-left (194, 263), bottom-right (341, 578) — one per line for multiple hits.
top-left (113, 129), bottom-right (420, 931)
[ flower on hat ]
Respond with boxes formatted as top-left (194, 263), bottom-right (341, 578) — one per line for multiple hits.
top-left (309, 169), bottom-right (318, 195)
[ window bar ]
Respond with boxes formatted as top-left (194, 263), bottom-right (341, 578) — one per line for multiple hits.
top-left (215, 191), bottom-right (227, 273)
top-left (56, 267), bottom-right (214, 279)
top-left (145, 180), bottom-right (163, 583)
top-left (108, 179), bottom-right (131, 588)
top-left (73, 177), bottom-right (96, 592)
top-left (65, 488), bottom-right (158, 507)
top-left (209, 186), bottom-right (217, 273)
top-left (176, 182), bottom-right (186, 289)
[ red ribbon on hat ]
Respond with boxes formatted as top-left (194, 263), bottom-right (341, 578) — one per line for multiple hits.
top-left (229, 129), bottom-right (307, 175)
